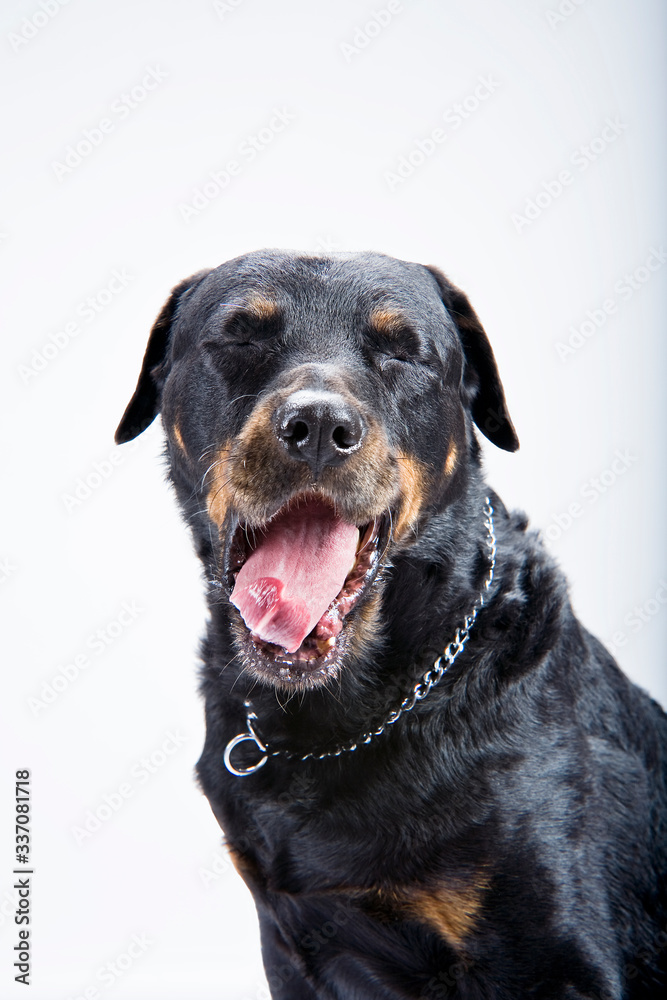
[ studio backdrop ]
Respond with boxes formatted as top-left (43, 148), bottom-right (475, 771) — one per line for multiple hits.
top-left (1, 1), bottom-right (665, 997)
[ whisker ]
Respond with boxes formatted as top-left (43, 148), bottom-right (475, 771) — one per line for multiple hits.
top-left (201, 458), bottom-right (224, 492)
top-left (229, 393), bottom-right (261, 406)
top-left (198, 444), bottom-right (217, 463)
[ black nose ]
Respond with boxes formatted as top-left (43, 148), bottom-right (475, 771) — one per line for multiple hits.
top-left (274, 389), bottom-right (365, 478)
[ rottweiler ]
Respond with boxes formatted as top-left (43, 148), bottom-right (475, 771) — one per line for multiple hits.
top-left (115, 250), bottom-right (667, 999)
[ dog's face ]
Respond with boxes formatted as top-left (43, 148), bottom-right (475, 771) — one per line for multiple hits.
top-left (116, 250), bottom-right (517, 689)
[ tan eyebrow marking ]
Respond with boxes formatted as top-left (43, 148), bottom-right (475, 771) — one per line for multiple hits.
top-left (369, 306), bottom-right (409, 337)
top-left (244, 294), bottom-right (281, 322)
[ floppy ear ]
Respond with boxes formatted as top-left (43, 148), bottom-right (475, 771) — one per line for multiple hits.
top-left (425, 266), bottom-right (519, 452)
top-left (115, 271), bottom-right (211, 444)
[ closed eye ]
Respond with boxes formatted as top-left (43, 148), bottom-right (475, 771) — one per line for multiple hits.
top-left (368, 328), bottom-right (421, 367)
top-left (204, 303), bottom-right (283, 350)
top-left (378, 352), bottom-right (411, 368)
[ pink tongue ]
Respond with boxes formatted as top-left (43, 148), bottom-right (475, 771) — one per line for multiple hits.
top-left (230, 500), bottom-right (359, 653)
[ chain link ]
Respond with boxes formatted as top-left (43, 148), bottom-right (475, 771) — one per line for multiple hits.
top-left (224, 499), bottom-right (496, 775)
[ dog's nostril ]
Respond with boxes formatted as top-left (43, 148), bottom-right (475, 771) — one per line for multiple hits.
top-left (287, 420), bottom-right (309, 444)
top-left (332, 425), bottom-right (355, 450)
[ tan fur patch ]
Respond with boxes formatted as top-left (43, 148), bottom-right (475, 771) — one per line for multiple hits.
top-left (324, 877), bottom-right (486, 951)
top-left (444, 442), bottom-right (458, 477)
top-left (403, 882), bottom-right (485, 948)
top-left (245, 294), bottom-right (280, 322)
top-left (394, 453), bottom-right (427, 539)
top-left (369, 306), bottom-right (407, 337)
top-left (369, 879), bottom-right (486, 950)
top-left (205, 443), bottom-right (232, 527)
top-left (236, 396), bottom-right (276, 449)
top-left (172, 421), bottom-right (186, 454)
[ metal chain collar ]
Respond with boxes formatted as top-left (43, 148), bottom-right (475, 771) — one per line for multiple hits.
top-left (223, 498), bottom-right (496, 777)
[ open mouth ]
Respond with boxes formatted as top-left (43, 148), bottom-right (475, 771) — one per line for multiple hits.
top-left (223, 495), bottom-right (389, 685)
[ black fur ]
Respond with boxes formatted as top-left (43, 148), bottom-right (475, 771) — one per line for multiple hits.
top-left (116, 250), bottom-right (667, 999)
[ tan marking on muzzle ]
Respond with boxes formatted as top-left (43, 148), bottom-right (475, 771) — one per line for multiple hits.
top-left (172, 421), bottom-right (186, 454)
top-left (205, 442), bottom-right (233, 527)
top-left (394, 453), bottom-right (427, 539)
top-left (223, 389), bottom-right (399, 527)
top-left (444, 442), bottom-right (458, 477)
top-left (236, 396), bottom-right (276, 449)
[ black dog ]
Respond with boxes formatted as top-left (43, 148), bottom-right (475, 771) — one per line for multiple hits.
top-left (116, 250), bottom-right (666, 999)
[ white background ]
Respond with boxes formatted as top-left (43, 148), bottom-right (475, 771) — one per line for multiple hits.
top-left (1, 0), bottom-right (665, 997)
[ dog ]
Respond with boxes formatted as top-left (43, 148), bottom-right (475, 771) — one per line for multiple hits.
top-left (115, 250), bottom-right (666, 999)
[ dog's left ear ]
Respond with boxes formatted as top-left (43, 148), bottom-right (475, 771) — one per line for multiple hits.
top-left (425, 266), bottom-right (519, 452)
top-left (115, 270), bottom-right (211, 444)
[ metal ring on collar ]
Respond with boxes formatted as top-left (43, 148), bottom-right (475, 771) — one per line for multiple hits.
top-left (223, 732), bottom-right (268, 777)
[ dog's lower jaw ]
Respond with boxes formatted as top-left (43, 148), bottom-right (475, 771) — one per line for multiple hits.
top-left (222, 567), bottom-right (388, 694)
top-left (227, 609), bottom-right (345, 690)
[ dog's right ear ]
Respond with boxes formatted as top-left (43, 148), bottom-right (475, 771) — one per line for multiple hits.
top-left (115, 271), bottom-right (210, 444)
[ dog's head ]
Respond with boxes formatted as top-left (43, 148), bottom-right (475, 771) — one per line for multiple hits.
top-left (116, 250), bottom-right (517, 689)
